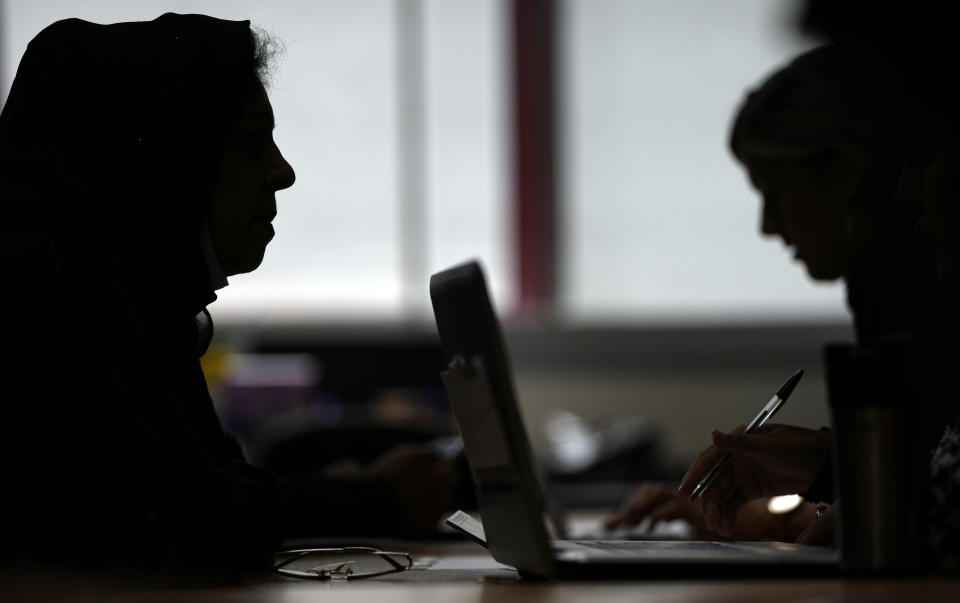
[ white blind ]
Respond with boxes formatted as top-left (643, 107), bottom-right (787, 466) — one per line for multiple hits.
top-left (1, 0), bottom-right (848, 325)
top-left (0, 0), bottom-right (511, 323)
top-left (560, 0), bottom-right (848, 323)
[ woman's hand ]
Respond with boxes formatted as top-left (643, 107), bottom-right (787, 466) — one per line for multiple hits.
top-left (604, 481), bottom-right (707, 533)
top-left (795, 502), bottom-right (837, 546)
top-left (370, 443), bottom-right (455, 537)
top-left (677, 423), bottom-right (830, 537)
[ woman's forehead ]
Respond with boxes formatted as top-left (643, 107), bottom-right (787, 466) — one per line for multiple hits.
top-left (241, 85), bottom-right (275, 127)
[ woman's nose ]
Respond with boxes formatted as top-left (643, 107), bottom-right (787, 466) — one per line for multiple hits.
top-left (270, 144), bottom-right (296, 192)
top-left (761, 200), bottom-right (779, 236)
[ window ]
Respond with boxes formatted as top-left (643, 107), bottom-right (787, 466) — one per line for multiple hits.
top-left (0, 0), bottom-right (511, 323)
top-left (560, 0), bottom-right (847, 323)
top-left (1, 0), bottom-right (847, 325)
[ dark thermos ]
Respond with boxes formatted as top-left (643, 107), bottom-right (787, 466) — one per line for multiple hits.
top-left (824, 342), bottom-right (931, 573)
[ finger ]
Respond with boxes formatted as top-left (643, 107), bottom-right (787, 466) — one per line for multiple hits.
top-left (795, 519), bottom-right (815, 545)
top-left (712, 497), bottom-right (735, 537)
top-left (698, 456), bottom-right (737, 511)
top-left (796, 506), bottom-right (836, 546)
top-left (711, 429), bottom-right (747, 452)
top-left (620, 490), bottom-right (676, 527)
top-left (715, 490), bottom-right (748, 538)
top-left (603, 511), bottom-right (627, 530)
top-left (607, 485), bottom-right (675, 528)
top-left (678, 425), bottom-right (747, 495)
top-left (604, 500), bottom-right (638, 530)
top-left (704, 499), bottom-right (720, 533)
top-left (706, 469), bottom-right (748, 537)
top-left (647, 498), bottom-right (693, 531)
top-left (700, 458), bottom-right (746, 527)
top-left (678, 445), bottom-right (726, 497)
top-left (604, 484), bottom-right (651, 529)
top-left (711, 430), bottom-right (770, 460)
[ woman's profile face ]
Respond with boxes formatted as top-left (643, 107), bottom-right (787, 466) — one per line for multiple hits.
top-left (744, 152), bottom-right (857, 281)
top-left (208, 83), bottom-right (296, 276)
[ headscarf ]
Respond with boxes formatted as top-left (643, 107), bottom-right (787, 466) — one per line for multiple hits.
top-left (0, 15), bottom-right (284, 572)
top-left (0, 13), bottom-right (259, 321)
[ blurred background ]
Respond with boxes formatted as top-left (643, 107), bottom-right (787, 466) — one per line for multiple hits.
top-left (0, 0), bottom-right (853, 506)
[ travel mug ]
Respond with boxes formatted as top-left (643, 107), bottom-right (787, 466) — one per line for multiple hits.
top-left (824, 342), bottom-right (930, 573)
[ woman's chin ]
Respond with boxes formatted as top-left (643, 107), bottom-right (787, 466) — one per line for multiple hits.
top-left (804, 263), bottom-right (844, 282)
top-left (221, 246), bottom-right (267, 277)
top-left (798, 255), bottom-right (844, 282)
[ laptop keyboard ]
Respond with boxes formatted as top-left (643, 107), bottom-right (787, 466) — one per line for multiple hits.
top-left (566, 540), bottom-right (727, 551)
top-left (557, 539), bottom-right (827, 560)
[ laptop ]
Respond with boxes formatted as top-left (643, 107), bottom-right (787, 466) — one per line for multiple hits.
top-left (430, 259), bottom-right (838, 579)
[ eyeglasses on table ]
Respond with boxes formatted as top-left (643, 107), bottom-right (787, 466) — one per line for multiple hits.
top-left (270, 546), bottom-right (413, 580)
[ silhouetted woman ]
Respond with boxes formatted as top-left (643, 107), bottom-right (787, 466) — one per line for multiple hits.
top-left (607, 44), bottom-right (940, 541)
top-left (0, 13), bottom-right (301, 574)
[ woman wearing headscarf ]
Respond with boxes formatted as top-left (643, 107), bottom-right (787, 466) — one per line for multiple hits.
top-left (0, 13), bottom-right (451, 576)
top-left (0, 12), bottom-right (293, 574)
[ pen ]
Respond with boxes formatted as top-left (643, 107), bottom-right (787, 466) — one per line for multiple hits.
top-left (689, 369), bottom-right (804, 500)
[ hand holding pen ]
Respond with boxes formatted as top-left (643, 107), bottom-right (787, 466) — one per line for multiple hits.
top-left (676, 370), bottom-right (832, 537)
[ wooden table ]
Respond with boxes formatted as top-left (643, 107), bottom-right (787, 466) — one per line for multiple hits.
top-left (4, 519), bottom-right (958, 601)
top-left (5, 539), bottom-right (955, 603)
top-left (111, 579), bottom-right (960, 603)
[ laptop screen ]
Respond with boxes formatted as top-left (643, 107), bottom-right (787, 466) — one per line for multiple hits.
top-left (431, 260), bottom-right (558, 576)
